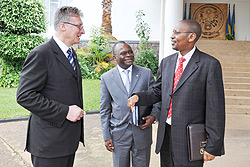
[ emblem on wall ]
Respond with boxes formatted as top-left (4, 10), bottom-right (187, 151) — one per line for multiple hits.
top-left (190, 3), bottom-right (228, 40)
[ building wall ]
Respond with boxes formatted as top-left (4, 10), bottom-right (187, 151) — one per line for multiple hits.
top-left (44, 0), bottom-right (250, 41)
top-left (69, 0), bottom-right (161, 41)
top-left (184, 0), bottom-right (250, 41)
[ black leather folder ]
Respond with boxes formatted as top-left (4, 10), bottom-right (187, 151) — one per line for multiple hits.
top-left (187, 124), bottom-right (207, 161)
top-left (137, 105), bottom-right (153, 125)
top-left (133, 105), bottom-right (153, 126)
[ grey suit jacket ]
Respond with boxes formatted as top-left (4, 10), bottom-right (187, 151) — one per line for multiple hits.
top-left (100, 65), bottom-right (160, 149)
top-left (136, 48), bottom-right (225, 166)
top-left (17, 38), bottom-right (84, 158)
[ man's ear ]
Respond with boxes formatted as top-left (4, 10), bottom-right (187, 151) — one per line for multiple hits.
top-left (60, 22), bottom-right (66, 31)
top-left (188, 33), bottom-right (197, 42)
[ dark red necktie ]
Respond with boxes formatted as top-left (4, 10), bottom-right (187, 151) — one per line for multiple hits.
top-left (167, 57), bottom-right (185, 119)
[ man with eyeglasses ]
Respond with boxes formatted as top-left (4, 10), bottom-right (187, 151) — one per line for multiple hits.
top-left (128, 20), bottom-right (225, 167)
top-left (17, 6), bottom-right (85, 167)
top-left (100, 41), bottom-right (160, 167)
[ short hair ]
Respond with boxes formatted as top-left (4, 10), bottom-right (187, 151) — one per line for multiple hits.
top-left (180, 20), bottom-right (202, 42)
top-left (54, 6), bottom-right (83, 31)
top-left (112, 41), bottom-right (126, 56)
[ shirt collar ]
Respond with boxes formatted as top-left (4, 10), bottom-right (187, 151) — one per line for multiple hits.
top-left (117, 65), bottom-right (133, 74)
top-left (177, 46), bottom-right (196, 62)
top-left (53, 35), bottom-right (71, 56)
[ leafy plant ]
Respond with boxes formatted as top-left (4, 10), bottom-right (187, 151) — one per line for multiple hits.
top-left (134, 49), bottom-right (158, 76)
top-left (0, 0), bottom-right (46, 34)
top-left (134, 10), bottom-right (158, 76)
top-left (135, 10), bottom-right (151, 50)
top-left (0, 0), bottom-right (46, 87)
top-left (0, 33), bottom-right (46, 73)
top-left (76, 26), bottom-right (115, 79)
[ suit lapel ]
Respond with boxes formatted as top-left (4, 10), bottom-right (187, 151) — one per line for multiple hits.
top-left (174, 49), bottom-right (200, 93)
top-left (130, 65), bottom-right (141, 95)
top-left (72, 50), bottom-right (83, 105)
top-left (50, 38), bottom-right (77, 78)
top-left (72, 49), bottom-right (81, 78)
top-left (111, 67), bottom-right (128, 95)
top-left (165, 53), bottom-right (178, 92)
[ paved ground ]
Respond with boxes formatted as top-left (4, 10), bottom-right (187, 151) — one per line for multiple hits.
top-left (1, 114), bottom-right (250, 167)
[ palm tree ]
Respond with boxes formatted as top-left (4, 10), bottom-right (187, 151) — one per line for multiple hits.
top-left (101, 0), bottom-right (116, 40)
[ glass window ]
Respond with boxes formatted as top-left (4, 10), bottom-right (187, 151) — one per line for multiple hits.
top-left (43, 0), bottom-right (73, 26)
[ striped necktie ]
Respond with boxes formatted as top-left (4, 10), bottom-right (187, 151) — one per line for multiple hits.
top-left (67, 48), bottom-right (76, 71)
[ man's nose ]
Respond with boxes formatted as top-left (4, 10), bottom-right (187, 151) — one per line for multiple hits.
top-left (80, 28), bottom-right (85, 34)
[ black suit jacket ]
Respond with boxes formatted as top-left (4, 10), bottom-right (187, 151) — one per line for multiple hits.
top-left (136, 48), bottom-right (225, 166)
top-left (17, 38), bottom-right (84, 158)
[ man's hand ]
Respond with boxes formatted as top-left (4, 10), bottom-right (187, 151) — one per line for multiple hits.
top-left (127, 95), bottom-right (139, 110)
top-left (105, 139), bottom-right (114, 152)
top-left (66, 105), bottom-right (84, 122)
top-left (139, 115), bottom-right (155, 130)
top-left (203, 151), bottom-right (216, 162)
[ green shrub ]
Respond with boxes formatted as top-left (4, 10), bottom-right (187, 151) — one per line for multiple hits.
top-left (0, 33), bottom-right (46, 72)
top-left (135, 10), bottom-right (151, 49)
top-left (77, 55), bottom-right (101, 79)
top-left (76, 26), bottom-right (115, 79)
top-left (134, 10), bottom-right (159, 76)
top-left (0, 0), bottom-right (46, 34)
top-left (0, 0), bottom-right (46, 87)
top-left (134, 49), bottom-right (159, 76)
top-left (0, 72), bottom-right (20, 88)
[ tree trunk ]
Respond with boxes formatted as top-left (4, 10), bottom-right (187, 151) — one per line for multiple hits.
top-left (101, 0), bottom-right (116, 40)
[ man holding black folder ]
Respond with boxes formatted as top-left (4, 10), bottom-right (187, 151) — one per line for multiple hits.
top-left (100, 41), bottom-right (160, 167)
top-left (128, 20), bottom-right (225, 167)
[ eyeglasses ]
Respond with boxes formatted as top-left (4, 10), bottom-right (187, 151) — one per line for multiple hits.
top-left (64, 22), bottom-right (84, 30)
top-left (120, 50), bottom-right (134, 56)
top-left (173, 30), bottom-right (193, 35)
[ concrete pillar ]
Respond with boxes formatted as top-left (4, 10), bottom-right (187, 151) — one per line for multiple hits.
top-left (159, 0), bottom-right (184, 61)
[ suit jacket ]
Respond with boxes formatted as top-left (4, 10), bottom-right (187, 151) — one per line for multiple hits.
top-left (17, 38), bottom-right (84, 158)
top-left (100, 65), bottom-right (160, 149)
top-left (136, 48), bottom-right (225, 166)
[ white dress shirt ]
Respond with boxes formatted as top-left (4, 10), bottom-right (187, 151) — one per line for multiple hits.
top-left (117, 65), bottom-right (133, 86)
top-left (53, 36), bottom-right (72, 58)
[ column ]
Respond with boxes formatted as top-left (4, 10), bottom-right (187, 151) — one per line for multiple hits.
top-left (159, 0), bottom-right (184, 61)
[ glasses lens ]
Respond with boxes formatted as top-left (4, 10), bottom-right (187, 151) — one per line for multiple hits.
top-left (120, 50), bottom-right (133, 56)
top-left (128, 50), bottom-right (133, 54)
top-left (79, 25), bottom-right (84, 29)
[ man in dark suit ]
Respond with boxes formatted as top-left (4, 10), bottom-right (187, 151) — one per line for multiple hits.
top-left (128, 20), bottom-right (225, 167)
top-left (100, 41), bottom-right (160, 167)
top-left (17, 6), bottom-right (85, 167)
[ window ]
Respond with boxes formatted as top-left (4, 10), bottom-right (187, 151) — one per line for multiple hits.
top-left (44, 0), bottom-right (73, 26)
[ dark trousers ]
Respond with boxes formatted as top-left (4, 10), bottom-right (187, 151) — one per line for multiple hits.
top-left (160, 123), bottom-right (174, 167)
top-left (160, 124), bottom-right (203, 167)
top-left (31, 153), bottom-right (75, 167)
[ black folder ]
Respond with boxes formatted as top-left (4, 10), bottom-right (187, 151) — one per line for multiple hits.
top-left (187, 123), bottom-right (225, 161)
top-left (187, 124), bottom-right (207, 161)
top-left (132, 105), bottom-right (152, 126)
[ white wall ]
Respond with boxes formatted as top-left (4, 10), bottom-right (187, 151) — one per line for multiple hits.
top-left (112, 0), bottom-right (161, 41)
top-left (184, 0), bottom-right (250, 41)
top-left (70, 0), bottom-right (103, 40)
top-left (43, 0), bottom-right (249, 41)
top-left (71, 0), bottom-right (161, 41)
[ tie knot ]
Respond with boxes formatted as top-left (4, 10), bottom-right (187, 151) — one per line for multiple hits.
top-left (124, 69), bottom-right (130, 75)
top-left (179, 57), bottom-right (185, 63)
top-left (67, 48), bottom-right (72, 55)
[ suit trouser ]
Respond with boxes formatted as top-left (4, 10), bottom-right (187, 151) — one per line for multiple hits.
top-left (31, 153), bottom-right (75, 167)
top-left (112, 124), bottom-right (151, 167)
top-left (160, 124), bottom-right (202, 167)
